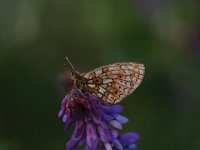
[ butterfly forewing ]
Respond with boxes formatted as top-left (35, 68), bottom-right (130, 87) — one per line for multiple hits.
top-left (80, 62), bottom-right (145, 104)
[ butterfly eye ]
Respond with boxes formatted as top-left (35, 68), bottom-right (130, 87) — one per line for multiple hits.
top-left (71, 71), bottom-right (74, 76)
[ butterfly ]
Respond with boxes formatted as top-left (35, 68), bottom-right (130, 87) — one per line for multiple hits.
top-left (65, 57), bottom-right (145, 104)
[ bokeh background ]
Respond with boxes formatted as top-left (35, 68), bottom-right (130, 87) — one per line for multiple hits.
top-left (0, 0), bottom-right (200, 150)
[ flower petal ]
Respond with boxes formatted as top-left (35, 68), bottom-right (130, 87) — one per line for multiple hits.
top-left (118, 133), bottom-right (140, 147)
top-left (62, 114), bottom-right (68, 123)
top-left (98, 122), bottom-right (114, 143)
top-left (86, 122), bottom-right (99, 150)
top-left (104, 143), bottom-right (113, 150)
top-left (111, 130), bottom-right (118, 138)
top-left (112, 139), bottom-right (123, 150)
top-left (128, 143), bottom-right (137, 149)
top-left (115, 115), bottom-right (129, 124)
top-left (110, 120), bottom-right (122, 130)
top-left (64, 114), bottom-right (75, 132)
top-left (66, 117), bottom-right (85, 149)
top-left (110, 105), bottom-right (123, 114)
top-left (58, 109), bottom-right (64, 117)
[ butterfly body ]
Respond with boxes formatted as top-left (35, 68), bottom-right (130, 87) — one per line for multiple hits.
top-left (68, 59), bottom-right (145, 104)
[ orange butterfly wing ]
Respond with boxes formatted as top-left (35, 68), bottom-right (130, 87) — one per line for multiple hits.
top-left (80, 62), bottom-right (145, 104)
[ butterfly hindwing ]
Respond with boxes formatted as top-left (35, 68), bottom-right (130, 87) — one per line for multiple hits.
top-left (80, 62), bottom-right (145, 104)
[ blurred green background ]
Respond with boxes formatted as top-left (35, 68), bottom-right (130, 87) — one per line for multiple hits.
top-left (0, 0), bottom-right (200, 150)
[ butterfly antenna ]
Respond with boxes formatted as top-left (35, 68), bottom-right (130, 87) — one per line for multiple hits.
top-left (65, 57), bottom-right (77, 73)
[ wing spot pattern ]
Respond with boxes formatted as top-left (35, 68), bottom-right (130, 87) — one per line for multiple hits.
top-left (103, 79), bottom-right (113, 84)
top-left (81, 62), bottom-right (145, 104)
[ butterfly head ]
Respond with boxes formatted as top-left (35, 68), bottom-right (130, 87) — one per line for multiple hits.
top-left (73, 72), bottom-right (84, 89)
top-left (65, 57), bottom-right (85, 90)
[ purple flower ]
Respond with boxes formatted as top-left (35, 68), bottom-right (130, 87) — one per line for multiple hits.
top-left (58, 89), bottom-right (140, 150)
